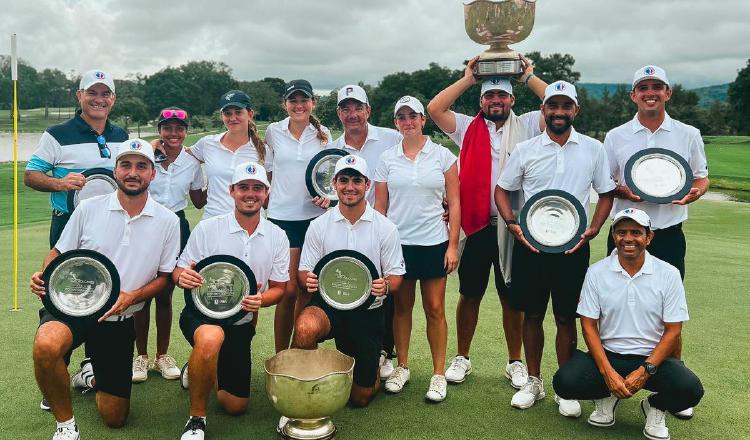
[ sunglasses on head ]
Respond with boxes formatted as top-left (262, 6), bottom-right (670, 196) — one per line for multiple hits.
top-left (95, 135), bottom-right (111, 159)
top-left (161, 109), bottom-right (188, 119)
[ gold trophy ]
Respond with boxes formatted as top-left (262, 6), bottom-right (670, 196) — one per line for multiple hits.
top-left (464, 0), bottom-right (536, 77)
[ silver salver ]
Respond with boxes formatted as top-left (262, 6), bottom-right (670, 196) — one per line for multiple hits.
top-left (191, 262), bottom-right (250, 320)
top-left (48, 257), bottom-right (113, 317)
top-left (67, 168), bottom-right (118, 212)
top-left (625, 148), bottom-right (692, 204)
top-left (305, 149), bottom-right (348, 203)
top-left (520, 190), bottom-right (586, 253)
top-left (317, 256), bottom-right (373, 311)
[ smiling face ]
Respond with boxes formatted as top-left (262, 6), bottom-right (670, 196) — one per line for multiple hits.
top-left (612, 218), bottom-right (654, 261)
top-left (630, 79), bottom-right (672, 117)
top-left (221, 106), bottom-right (253, 134)
top-left (285, 91), bottom-right (314, 123)
top-left (76, 83), bottom-right (115, 123)
top-left (542, 95), bottom-right (579, 135)
top-left (480, 90), bottom-right (514, 123)
top-left (230, 180), bottom-right (268, 217)
top-left (393, 107), bottom-right (425, 137)
top-left (337, 99), bottom-right (371, 133)
top-left (333, 170), bottom-right (369, 208)
top-left (158, 121), bottom-right (187, 151)
top-left (114, 155), bottom-right (155, 196)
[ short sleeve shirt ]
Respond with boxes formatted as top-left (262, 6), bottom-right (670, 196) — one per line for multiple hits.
top-left (603, 113), bottom-right (709, 229)
top-left (55, 192), bottom-right (180, 319)
top-left (497, 129), bottom-right (616, 218)
top-left (177, 213), bottom-right (290, 325)
top-left (329, 124), bottom-right (402, 206)
top-left (149, 149), bottom-right (205, 212)
top-left (374, 138), bottom-right (456, 245)
top-left (265, 117), bottom-right (332, 220)
top-left (446, 111), bottom-right (542, 216)
top-left (577, 251), bottom-right (689, 356)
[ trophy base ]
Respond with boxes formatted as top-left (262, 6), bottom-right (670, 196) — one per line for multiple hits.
top-left (281, 417), bottom-right (337, 440)
top-left (473, 59), bottom-right (523, 78)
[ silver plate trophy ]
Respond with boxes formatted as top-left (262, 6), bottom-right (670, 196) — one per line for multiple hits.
top-left (519, 189), bottom-right (587, 253)
top-left (42, 249), bottom-right (120, 322)
top-left (266, 348), bottom-right (355, 440)
top-left (66, 168), bottom-right (118, 212)
top-left (185, 255), bottom-right (257, 325)
top-left (464, 0), bottom-right (537, 77)
top-left (624, 148), bottom-right (693, 204)
top-left (313, 250), bottom-right (379, 311)
top-left (305, 149), bottom-right (348, 206)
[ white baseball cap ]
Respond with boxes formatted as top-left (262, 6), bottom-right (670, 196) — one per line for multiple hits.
top-left (333, 155), bottom-right (369, 178)
top-left (543, 80), bottom-right (578, 105)
top-left (394, 95), bottom-right (425, 116)
top-left (79, 69), bottom-right (115, 92)
top-left (632, 65), bottom-right (670, 90)
top-left (337, 84), bottom-right (369, 105)
top-left (480, 77), bottom-right (513, 97)
top-left (612, 208), bottom-right (652, 229)
top-left (231, 161), bottom-right (270, 187)
top-left (116, 139), bottom-right (155, 165)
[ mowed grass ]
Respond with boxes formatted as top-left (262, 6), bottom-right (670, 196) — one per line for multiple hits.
top-left (0, 160), bottom-right (749, 439)
top-left (704, 136), bottom-right (750, 201)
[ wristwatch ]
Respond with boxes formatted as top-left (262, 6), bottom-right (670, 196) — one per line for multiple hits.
top-left (642, 361), bottom-right (658, 376)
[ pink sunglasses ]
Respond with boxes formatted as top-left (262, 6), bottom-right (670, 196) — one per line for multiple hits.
top-left (161, 109), bottom-right (188, 119)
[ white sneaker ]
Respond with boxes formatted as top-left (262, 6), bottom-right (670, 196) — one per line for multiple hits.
top-left (181, 416), bottom-right (206, 440)
top-left (641, 396), bottom-right (670, 440)
top-left (132, 355), bottom-right (149, 383)
top-left (277, 416), bottom-right (289, 434)
top-left (40, 398), bottom-right (50, 411)
top-left (425, 375), bottom-right (448, 403)
top-left (379, 352), bottom-right (395, 379)
top-left (554, 394), bottom-right (581, 418)
top-left (52, 425), bottom-right (80, 440)
top-left (588, 394), bottom-right (619, 427)
top-left (384, 366), bottom-right (410, 393)
top-left (71, 358), bottom-right (94, 390)
top-left (504, 361), bottom-right (528, 389)
top-left (155, 354), bottom-right (181, 380)
top-left (180, 363), bottom-right (189, 390)
top-left (671, 407), bottom-right (694, 420)
top-left (445, 356), bottom-right (472, 384)
top-left (511, 376), bottom-right (545, 409)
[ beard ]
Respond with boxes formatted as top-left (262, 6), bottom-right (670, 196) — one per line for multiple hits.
top-left (545, 116), bottom-right (573, 135)
top-left (484, 105), bottom-right (510, 123)
top-left (116, 179), bottom-right (148, 196)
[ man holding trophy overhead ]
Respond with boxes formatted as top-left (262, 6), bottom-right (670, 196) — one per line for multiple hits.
top-left (426, 0), bottom-right (546, 389)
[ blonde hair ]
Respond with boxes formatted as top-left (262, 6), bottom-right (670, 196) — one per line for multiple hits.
top-left (247, 119), bottom-right (266, 164)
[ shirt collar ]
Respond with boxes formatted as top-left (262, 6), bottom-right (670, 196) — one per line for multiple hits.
top-left (280, 117), bottom-right (315, 135)
top-left (158, 149), bottom-right (189, 172)
top-left (541, 127), bottom-right (580, 148)
top-left (333, 203), bottom-right (374, 225)
top-left (395, 137), bottom-right (434, 158)
top-left (631, 112), bottom-right (673, 133)
top-left (107, 192), bottom-right (157, 217)
top-left (227, 212), bottom-right (268, 237)
top-left (608, 249), bottom-right (654, 277)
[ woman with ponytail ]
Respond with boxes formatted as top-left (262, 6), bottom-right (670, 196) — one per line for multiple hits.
top-left (264, 79), bottom-right (332, 352)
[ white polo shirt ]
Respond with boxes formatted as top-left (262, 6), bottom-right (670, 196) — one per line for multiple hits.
top-left (604, 113), bottom-right (709, 229)
top-left (299, 204), bottom-right (405, 309)
top-left (577, 251), bottom-right (689, 356)
top-left (329, 124), bottom-right (402, 206)
top-left (447, 111), bottom-right (542, 216)
top-left (55, 192), bottom-right (180, 319)
top-left (177, 213), bottom-right (290, 325)
top-left (264, 117), bottom-right (332, 220)
top-left (190, 133), bottom-right (268, 220)
top-left (149, 149), bottom-right (205, 212)
top-left (374, 137), bottom-right (457, 246)
top-left (497, 129), bottom-right (616, 218)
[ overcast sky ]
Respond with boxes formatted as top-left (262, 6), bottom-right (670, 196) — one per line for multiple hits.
top-left (3, 0), bottom-right (749, 90)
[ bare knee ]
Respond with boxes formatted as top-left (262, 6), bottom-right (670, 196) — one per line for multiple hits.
top-left (193, 327), bottom-right (225, 360)
top-left (217, 391), bottom-right (248, 415)
top-left (292, 309), bottom-right (327, 348)
top-left (97, 394), bottom-right (129, 428)
top-left (33, 323), bottom-right (72, 364)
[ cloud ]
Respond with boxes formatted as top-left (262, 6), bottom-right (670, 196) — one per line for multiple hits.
top-left (2, 0), bottom-right (748, 89)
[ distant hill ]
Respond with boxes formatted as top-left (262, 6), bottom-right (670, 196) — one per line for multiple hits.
top-left (578, 82), bottom-right (730, 108)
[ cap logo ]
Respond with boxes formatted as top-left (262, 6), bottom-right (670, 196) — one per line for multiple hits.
top-left (246, 164), bottom-right (256, 175)
top-left (130, 141), bottom-right (142, 150)
top-left (554, 82), bottom-right (566, 91)
top-left (644, 66), bottom-right (656, 75)
top-left (624, 208), bottom-right (635, 214)
top-left (398, 96), bottom-right (410, 103)
top-left (490, 78), bottom-right (502, 85)
top-left (345, 156), bottom-right (356, 165)
top-left (345, 87), bottom-right (354, 96)
top-left (225, 92), bottom-right (235, 101)
top-left (94, 71), bottom-right (105, 79)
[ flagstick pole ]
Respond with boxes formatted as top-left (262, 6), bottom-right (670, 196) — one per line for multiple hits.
top-left (11, 33), bottom-right (21, 312)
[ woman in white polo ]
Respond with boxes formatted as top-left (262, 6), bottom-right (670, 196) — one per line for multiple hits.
top-left (133, 107), bottom-right (206, 384)
top-left (374, 96), bottom-right (460, 402)
top-left (189, 90), bottom-right (269, 220)
top-left (264, 79), bottom-right (332, 353)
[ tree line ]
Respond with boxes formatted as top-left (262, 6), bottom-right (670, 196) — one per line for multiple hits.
top-left (1, 54), bottom-right (749, 137)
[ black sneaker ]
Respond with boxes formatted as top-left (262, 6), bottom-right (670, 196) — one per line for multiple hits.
top-left (181, 416), bottom-right (206, 440)
top-left (40, 398), bottom-right (50, 411)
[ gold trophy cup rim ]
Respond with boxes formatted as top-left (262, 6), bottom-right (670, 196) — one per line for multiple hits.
top-left (464, 0), bottom-right (537, 55)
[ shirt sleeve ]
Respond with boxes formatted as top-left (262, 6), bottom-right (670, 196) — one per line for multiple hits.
top-left (269, 230), bottom-right (291, 283)
top-left (592, 142), bottom-right (617, 194)
top-left (177, 222), bottom-right (204, 268)
top-left (380, 224), bottom-right (406, 277)
top-left (602, 131), bottom-right (621, 183)
top-left (496, 145), bottom-right (524, 191)
top-left (25, 132), bottom-right (60, 172)
top-left (54, 205), bottom-right (84, 252)
top-left (445, 112), bottom-right (473, 149)
top-left (661, 266), bottom-right (690, 323)
top-left (158, 215), bottom-right (180, 273)
top-left (373, 152), bottom-right (390, 183)
top-left (688, 130), bottom-right (708, 179)
top-left (189, 158), bottom-right (205, 190)
top-left (189, 137), bottom-right (206, 162)
top-left (299, 220), bottom-right (324, 272)
top-left (440, 146), bottom-right (458, 172)
top-left (576, 269), bottom-right (601, 319)
top-left (520, 111), bottom-right (543, 137)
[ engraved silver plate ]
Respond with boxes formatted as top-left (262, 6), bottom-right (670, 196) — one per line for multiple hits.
top-left (67, 168), bottom-right (118, 212)
top-left (192, 262), bottom-right (250, 320)
top-left (306, 149), bottom-right (348, 203)
top-left (48, 257), bottom-right (114, 317)
top-left (318, 257), bottom-right (373, 311)
top-left (627, 151), bottom-right (691, 204)
top-left (519, 189), bottom-right (586, 253)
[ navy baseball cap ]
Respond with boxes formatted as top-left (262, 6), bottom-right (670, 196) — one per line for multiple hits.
top-left (284, 79), bottom-right (314, 99)
top-left (219, 90), bottom-right (252, 111)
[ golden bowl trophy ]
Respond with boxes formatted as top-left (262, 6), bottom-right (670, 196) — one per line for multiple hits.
top-left (464, 0), bottom-right (537, 77)
top-left (265, 348), bottom-right (355, 439)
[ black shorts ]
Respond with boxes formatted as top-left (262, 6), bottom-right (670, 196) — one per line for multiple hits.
top-left (306, 295), bottom-right (383, 387)
top-left (179, 309), bottom-right (255, 398)
top-left (269, 217), bottom-right (314, 248)
top-left (402, 241), bottom-right (448, 280)
top-left (509, 241), bottom-right (590, 318)
top-left (38, 308), bottom-right (135, 399)
top-left (175, 210), bottom-right (191, 252)
top-left (607, 222), bottom-right (685, 280)
top-left (457, 222), bottom-right (509, 298)
top-left (49, 211), bottom-right (71, 248)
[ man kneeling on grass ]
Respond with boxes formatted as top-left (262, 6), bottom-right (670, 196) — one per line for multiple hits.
top-left (552, 208), bottom-right (703, 440)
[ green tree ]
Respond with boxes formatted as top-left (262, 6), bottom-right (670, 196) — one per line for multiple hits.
top-left (143, 61), bottom-right (237, 116)
top-left (728, 58), bottom-right (750, 134)
top-left (110, 96), bottom-right (150, 136)
top-left (237, 77), bottom-right (286, 121)
top-left (699, 100), bottom-right (731, 135)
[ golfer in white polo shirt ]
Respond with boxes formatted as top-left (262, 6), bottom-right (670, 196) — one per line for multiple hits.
top-left (291, 155), bottom-right (405, 409)
top-left (373, 96), bottom-right (460, 402)
top-left (553, 208), bottom-right (703, 440)
top-left (174, 162), bottom-right (289, 440)
top-left (496, 81), bottom-right (616, 416)
top-left (30, 139), bottom-right (180, 440)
